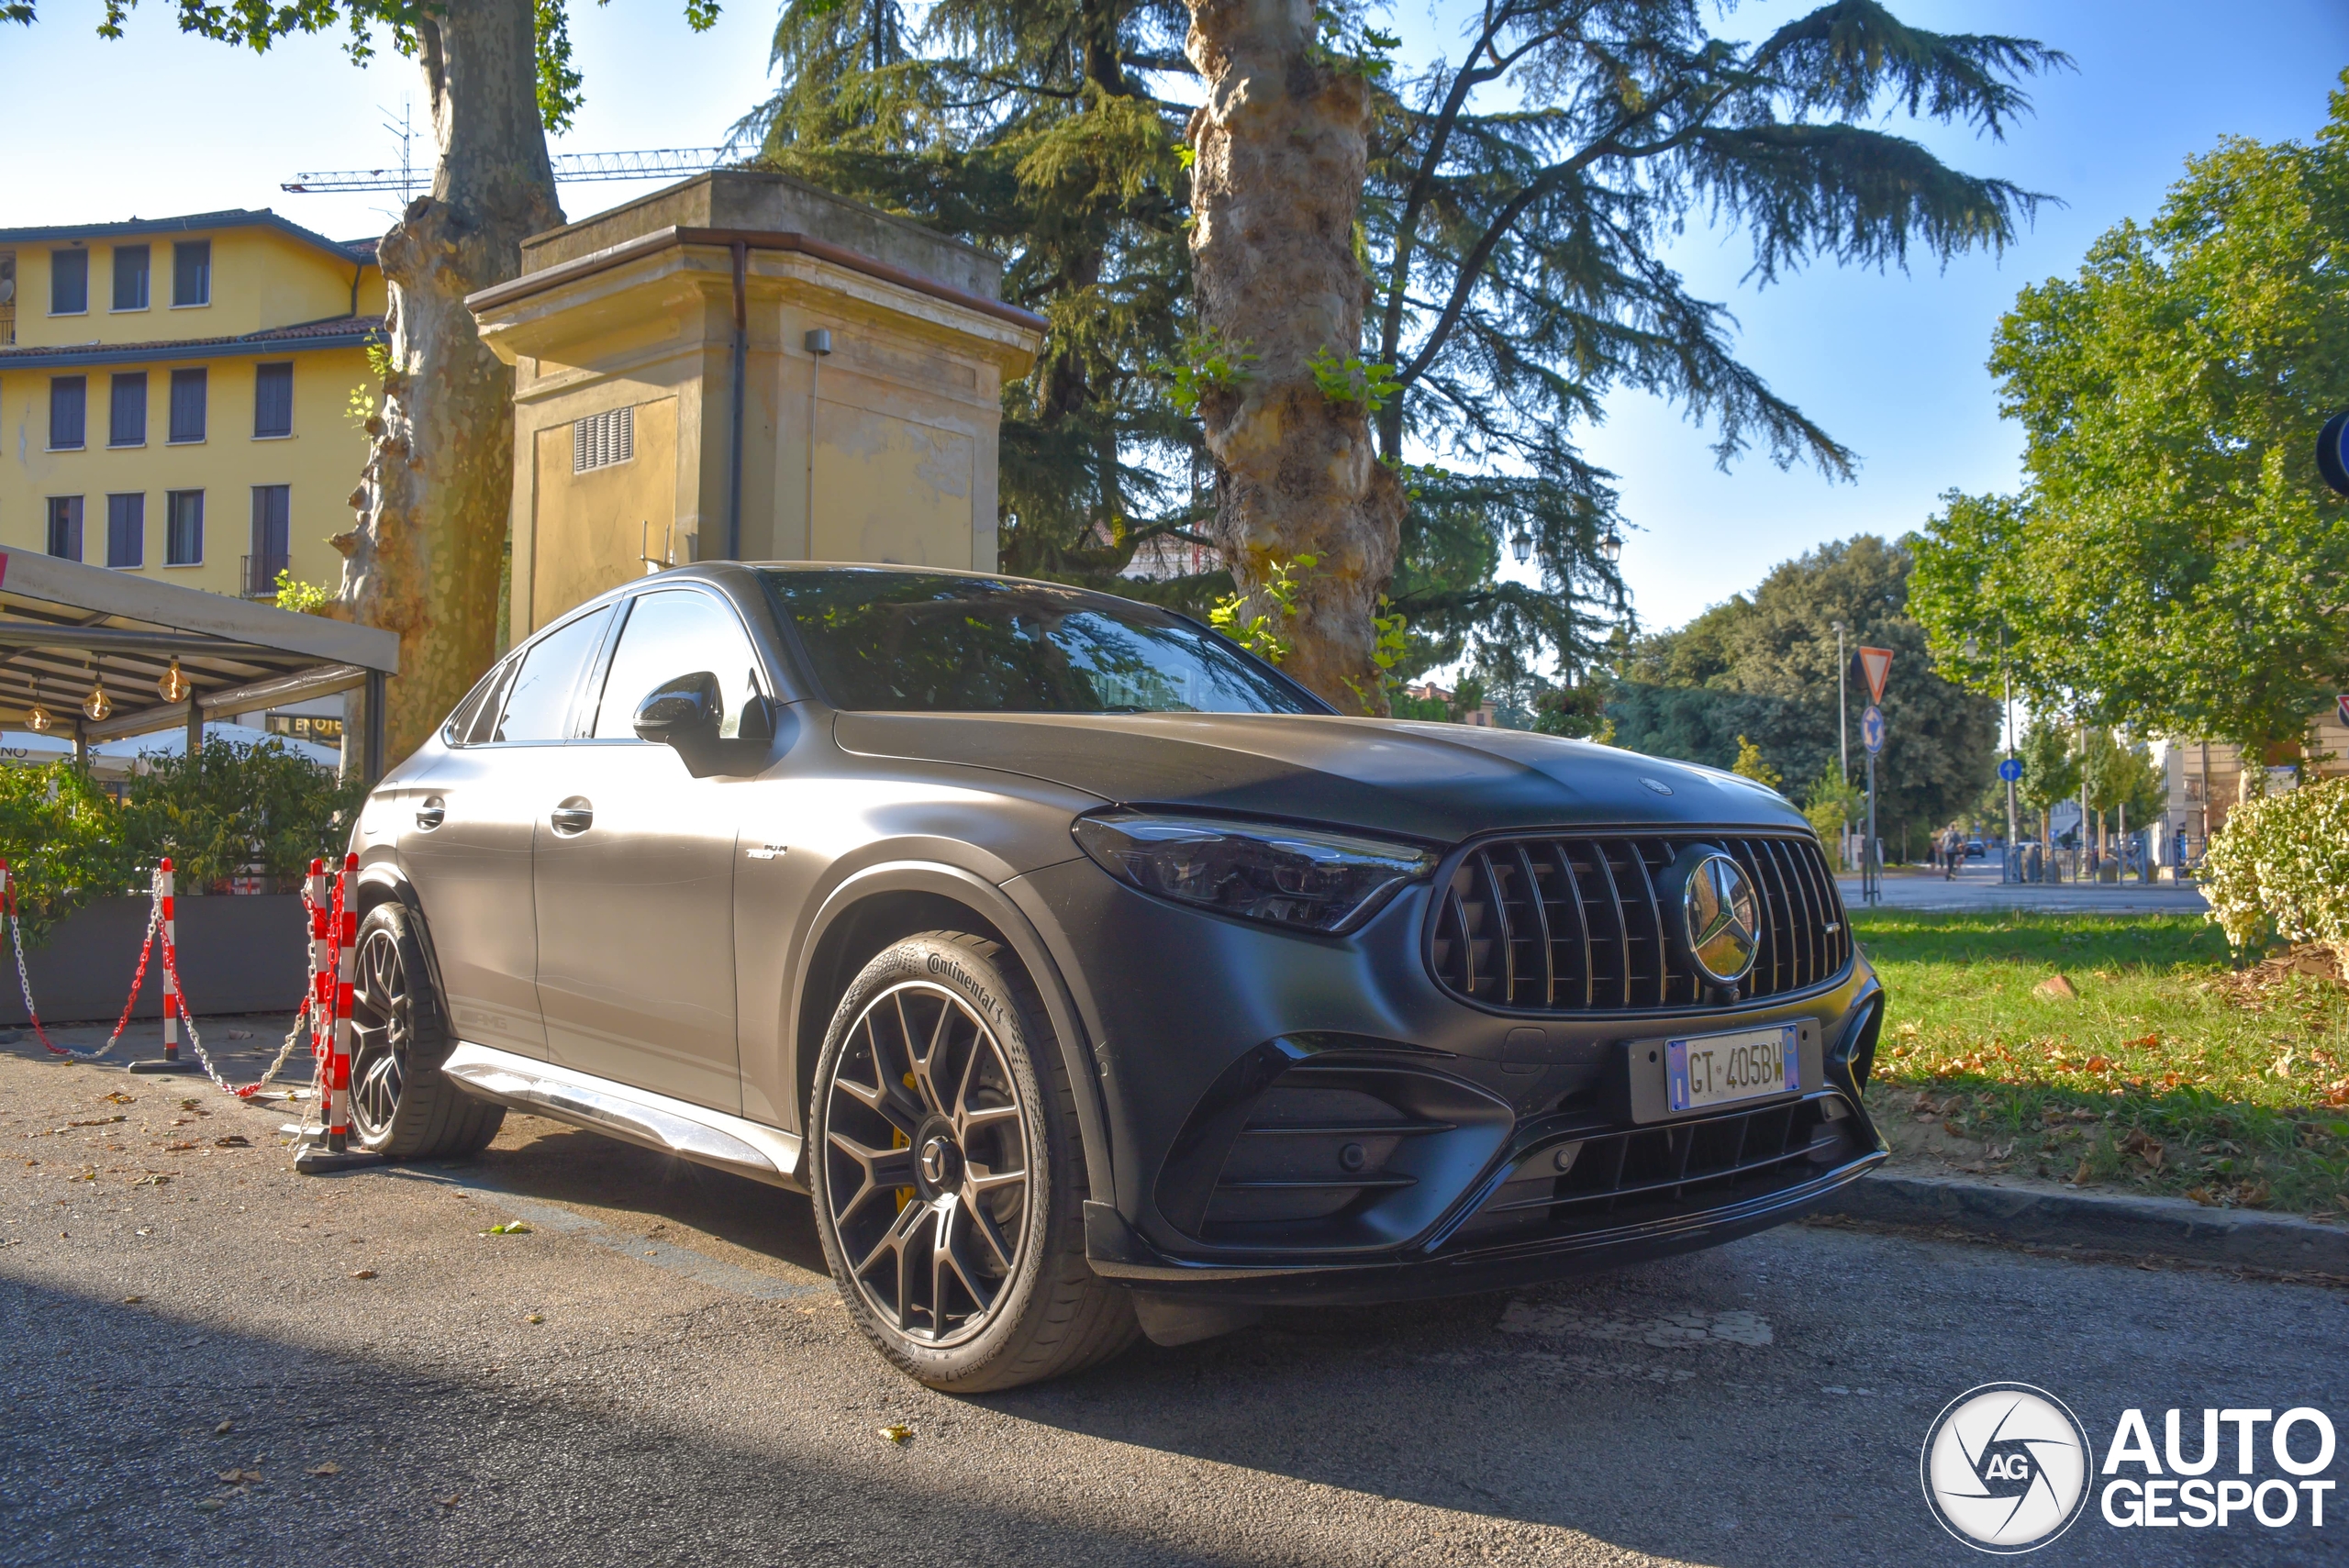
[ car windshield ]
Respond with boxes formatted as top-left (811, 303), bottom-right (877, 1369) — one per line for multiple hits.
top-left (759, 569), bottom-right (1324, 716)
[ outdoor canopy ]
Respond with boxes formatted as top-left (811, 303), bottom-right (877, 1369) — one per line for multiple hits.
top-left (0, 546), bottom-right (398, 776)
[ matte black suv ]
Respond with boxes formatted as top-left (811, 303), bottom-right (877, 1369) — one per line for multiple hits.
top-left (343, 564), bottom-right (1887, 1390)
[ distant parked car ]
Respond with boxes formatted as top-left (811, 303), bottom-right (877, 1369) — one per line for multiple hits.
top-left (1965, 839), bottom-right (1986, 859)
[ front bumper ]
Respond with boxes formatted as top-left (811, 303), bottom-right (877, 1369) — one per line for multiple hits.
top-left (1011, 851), bottom-right (1889, 1306)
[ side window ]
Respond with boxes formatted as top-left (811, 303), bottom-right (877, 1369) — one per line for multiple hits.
top-left (490, 606), bottom-right (613, 743)
top-left (592, 590), bottom-right (763, 740)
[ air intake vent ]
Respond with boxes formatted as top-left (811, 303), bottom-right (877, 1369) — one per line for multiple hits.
top-left (1429, 832), bottom-right (1850, 1013)
top-left (573, 405), bottom-right (635, 473)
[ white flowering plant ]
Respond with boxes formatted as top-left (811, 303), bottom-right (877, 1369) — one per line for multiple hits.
top-left (2199, 775), bottom-right (2349, 951)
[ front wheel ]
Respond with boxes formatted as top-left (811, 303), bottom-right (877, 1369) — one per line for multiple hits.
top-left (808, 931), bottom-right (1136, 1391)
top-left (344, 902), bottom-right (504, 1159)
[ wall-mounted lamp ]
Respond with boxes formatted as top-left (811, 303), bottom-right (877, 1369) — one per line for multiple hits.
top-left (804, 328), bottom-right (833, 356)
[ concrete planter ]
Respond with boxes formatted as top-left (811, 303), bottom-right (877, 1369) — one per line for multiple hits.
top-left (0, 893), bottom-right (308, 1026)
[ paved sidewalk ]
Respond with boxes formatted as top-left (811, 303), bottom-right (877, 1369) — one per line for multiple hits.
top-left (1838, 860), bottom-right (2208, 917)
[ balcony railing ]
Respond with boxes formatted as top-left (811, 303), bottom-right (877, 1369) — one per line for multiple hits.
top-left (242, 553), bottom-right (291, 599)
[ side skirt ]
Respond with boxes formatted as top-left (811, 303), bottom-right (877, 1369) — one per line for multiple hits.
top-left (440, 1042), bottom-right (807, 1192)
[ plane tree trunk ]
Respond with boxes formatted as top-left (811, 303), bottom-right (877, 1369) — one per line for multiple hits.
top-left (330, 0), bottom-right (562, 762)
top-left (1183, 0), bottom-right (1402, 712)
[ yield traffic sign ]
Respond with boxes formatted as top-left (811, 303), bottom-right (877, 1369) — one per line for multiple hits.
top-left (1856, 646), bottom-right (1893, 706)
top-left (1862, 705), bottom-right (1887, 755)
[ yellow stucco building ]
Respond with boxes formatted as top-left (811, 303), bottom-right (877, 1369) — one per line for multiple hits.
top-left (0, 210), bottom-right (384, 606)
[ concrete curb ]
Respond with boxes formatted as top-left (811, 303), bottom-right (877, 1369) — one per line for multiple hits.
top-left (1814, 1170), bottom-right (2349, 1273)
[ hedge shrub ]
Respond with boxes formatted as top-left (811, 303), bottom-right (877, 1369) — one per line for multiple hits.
top-left (2200, 773), bottom-right (2349, 951)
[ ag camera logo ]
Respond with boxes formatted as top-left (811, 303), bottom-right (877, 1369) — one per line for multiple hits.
top-left (1920, 1383), bottom-right (2095, 1553)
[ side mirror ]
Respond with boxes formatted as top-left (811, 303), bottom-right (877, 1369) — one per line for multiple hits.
top-left (634, 672), bottom-right (722, 772)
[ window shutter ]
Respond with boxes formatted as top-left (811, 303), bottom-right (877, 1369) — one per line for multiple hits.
top-left (106, 494), bottom-right (145, 569)
top-left (252, 362), bottom-right (294, 438)
top-left (46, 496), bottom-right (83, 562)
top-left (110, 373), bottom-right (148, 447)
top-left (169, 368), bottom-right (207, 443)
top-left (49, 377), bottom-right (85, 450)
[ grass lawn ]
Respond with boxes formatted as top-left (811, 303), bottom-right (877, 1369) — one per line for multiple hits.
top-left (1853, 910), bottom-right (2349, 1217)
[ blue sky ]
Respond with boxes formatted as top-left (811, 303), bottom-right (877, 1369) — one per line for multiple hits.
top-left (6, 0), bottom-right (2343, 632)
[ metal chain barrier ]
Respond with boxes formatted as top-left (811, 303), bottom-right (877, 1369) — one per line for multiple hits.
top-left (3, 854), bottom-right (330, 1100)
top-left (4, 860), bottom-right (162, 1063)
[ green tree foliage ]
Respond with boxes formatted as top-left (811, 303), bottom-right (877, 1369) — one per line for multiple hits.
top-left (1358, 1), bottom-right (2061, 679)
top-left (1731, 735), bottom-right (1782, 792)
top-left (2014, 715), bottom-right (2077, 836)
top-left (1913, 79), bottom-right (2349, 756)
top-left (1608, 535), bottom-right (1998, 845)
top-left (740, 0), bottom-right (2060, 684)
top-left (1802, 759), bottom-right (1863, 860)
top-left (0, 747), bottom-right (363, 948)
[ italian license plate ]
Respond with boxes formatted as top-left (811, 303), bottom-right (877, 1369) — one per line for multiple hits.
top-left (1666, 1024), bottom-right (1799, 1113)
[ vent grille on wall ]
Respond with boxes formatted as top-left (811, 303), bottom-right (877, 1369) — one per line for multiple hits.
top-left (573, 406), bottom-right (635, 473)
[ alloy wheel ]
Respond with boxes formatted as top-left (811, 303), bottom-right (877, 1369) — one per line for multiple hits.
top-left (346, 926), bottom-right (410, 1140)
top-left (822, 982), bottom-right (1032, 1347)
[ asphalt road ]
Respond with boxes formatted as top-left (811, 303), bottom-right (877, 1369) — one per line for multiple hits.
top-left (1839, 860), bottom-right (2210, 917)
top-left (4, 1036), bottom-right (2342, 1568)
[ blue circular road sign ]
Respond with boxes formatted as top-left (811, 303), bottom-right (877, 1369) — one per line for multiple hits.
top-left (1998, 756), bottom-right (2024, 783)
top-left (1862, 705), bottom-right (1886, 755)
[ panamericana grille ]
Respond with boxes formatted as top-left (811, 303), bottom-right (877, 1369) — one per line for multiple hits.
top-left (1449, 1093), bottom-right (1861, 1247)
top-left (1429, 831), bottom-right (1850, 1012)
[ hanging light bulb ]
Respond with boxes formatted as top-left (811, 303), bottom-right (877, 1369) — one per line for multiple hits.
top-left (25, 698), bottom-right (52, 734)
top-left (83, 668), bottom-right (112, 723)
top-left (158, 657), bottom-right (191, 703)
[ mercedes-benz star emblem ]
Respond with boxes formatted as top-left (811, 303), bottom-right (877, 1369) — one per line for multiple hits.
top-left (1675, 851), bottom-right (1760, 985)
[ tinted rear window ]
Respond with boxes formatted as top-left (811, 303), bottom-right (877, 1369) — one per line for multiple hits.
top-left (759, 570), bottom-right (1323, 716)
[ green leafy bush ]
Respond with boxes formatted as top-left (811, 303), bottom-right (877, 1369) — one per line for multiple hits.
top-left (2200, 774), bottom-right (2349, 951)
top-left (0, 740), bottom-right (364, 948)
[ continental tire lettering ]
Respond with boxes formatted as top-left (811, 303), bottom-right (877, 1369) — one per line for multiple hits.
top-left (926, 953), bottom-right (998, 1017)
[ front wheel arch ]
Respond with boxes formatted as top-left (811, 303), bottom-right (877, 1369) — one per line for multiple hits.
top-left (787, 864), bottom-right (1117, 1212)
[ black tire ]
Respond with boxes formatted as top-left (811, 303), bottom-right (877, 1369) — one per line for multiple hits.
top-left (344, 902), bottom-right (504, 1159)
top-left (808, 931), bottom-right (1138, 1391)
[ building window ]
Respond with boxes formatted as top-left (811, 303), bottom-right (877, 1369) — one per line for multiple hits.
top-left (248, 484), bottom-right (291, 596)
top-left (106, 493), bottom-right (144, 569)
top-left (50, 249), bottom-right (87, 315)
top-left (112, 245), bottom-right (150, 311)
top-left (168, 367), bottom-right (206, 443)
top-left (108, 372), bottom-right (148, 448)
top-left (165, 491), bottom-right (204, 566)
top-left (45, 496), bottom-right (83, 562)
top-left (1, 251), bottom-right (17, 347)
top-left (573, 406), bottom-right (635, 473)
top-left (253, 361), bottom-right (294, 439)
top-left (172, 240), bottom-right (210, 307)
top-left (49, 376), bottom-right (85, 450)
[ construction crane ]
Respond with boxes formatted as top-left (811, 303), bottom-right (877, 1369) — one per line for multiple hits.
top-left (284, 146), bottom-right (729, 195)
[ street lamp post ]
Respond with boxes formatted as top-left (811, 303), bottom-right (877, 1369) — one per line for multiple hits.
top-left (1831, 620), bottom-right (1849, 872)
top-left (2001, 625), bottom-right (2021, 884)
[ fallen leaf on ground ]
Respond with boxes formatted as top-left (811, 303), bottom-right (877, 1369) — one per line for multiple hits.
top-left (165, 1141), bottom-right (198, 1152)
top-left (193, 1498), bottom-right (223, 1512)
top-left (2034, 974), bottom-right (2079, 1001)
top-left (225, 1029), bottom-right (253, 1040)
top-left (438, 1492), bottom-right (461, 1508)
top-left (217, 1469), bottom-right (262, 1485)
top-left (67, 1116), bottom-right (125, 1128)
top-left (305, 1462), bottom-right (340, 1476)
top-left (350, 1270), bottom-right (376, 1280)
top-left (122, 1295), bottom-right (143, 1304)
top-left (2185, 1186), bottom-right (2216, 1206)
top-left (2125, 1034), bottom-right (2161, 1049)
top-left (879, 1424), bottom-right (913, 1444)
top-left (2071, 1159), bottom-right (2093, 1186)
top-left (214, 1419), bottom-right (234, 1435)
top-left (480, 1220), bottom-right (531, 1235)
top-left (525, 1313), bottom-right (544, 1324)
top-left (100, 1092), bottom-right (134, 1105)
top-left (213, 1135), bottom-right (250, 1148)
top-left (2082, 1057), bottom-right (2111, 1073)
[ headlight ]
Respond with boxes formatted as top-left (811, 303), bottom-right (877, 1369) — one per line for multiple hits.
top-left (1073, 811), bottom-right (1438, 933)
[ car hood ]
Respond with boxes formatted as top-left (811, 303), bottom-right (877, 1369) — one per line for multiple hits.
top-left (832, 711), bottom-right (1809, 843)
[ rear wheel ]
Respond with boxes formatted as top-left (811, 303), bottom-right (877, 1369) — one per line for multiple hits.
top-left (345, 903), bottom-right (504, 1159)
top-left (809, 931), bottom-right (1136, 1390)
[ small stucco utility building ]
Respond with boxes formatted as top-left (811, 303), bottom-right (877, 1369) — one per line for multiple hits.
top-left (466, 172), bottom-right (1046, 639)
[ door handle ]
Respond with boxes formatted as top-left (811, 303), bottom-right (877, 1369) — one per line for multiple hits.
top-left (550, 798), bottom-right (594, 835)
top-left (415, 795), bottom-right (445, 830)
